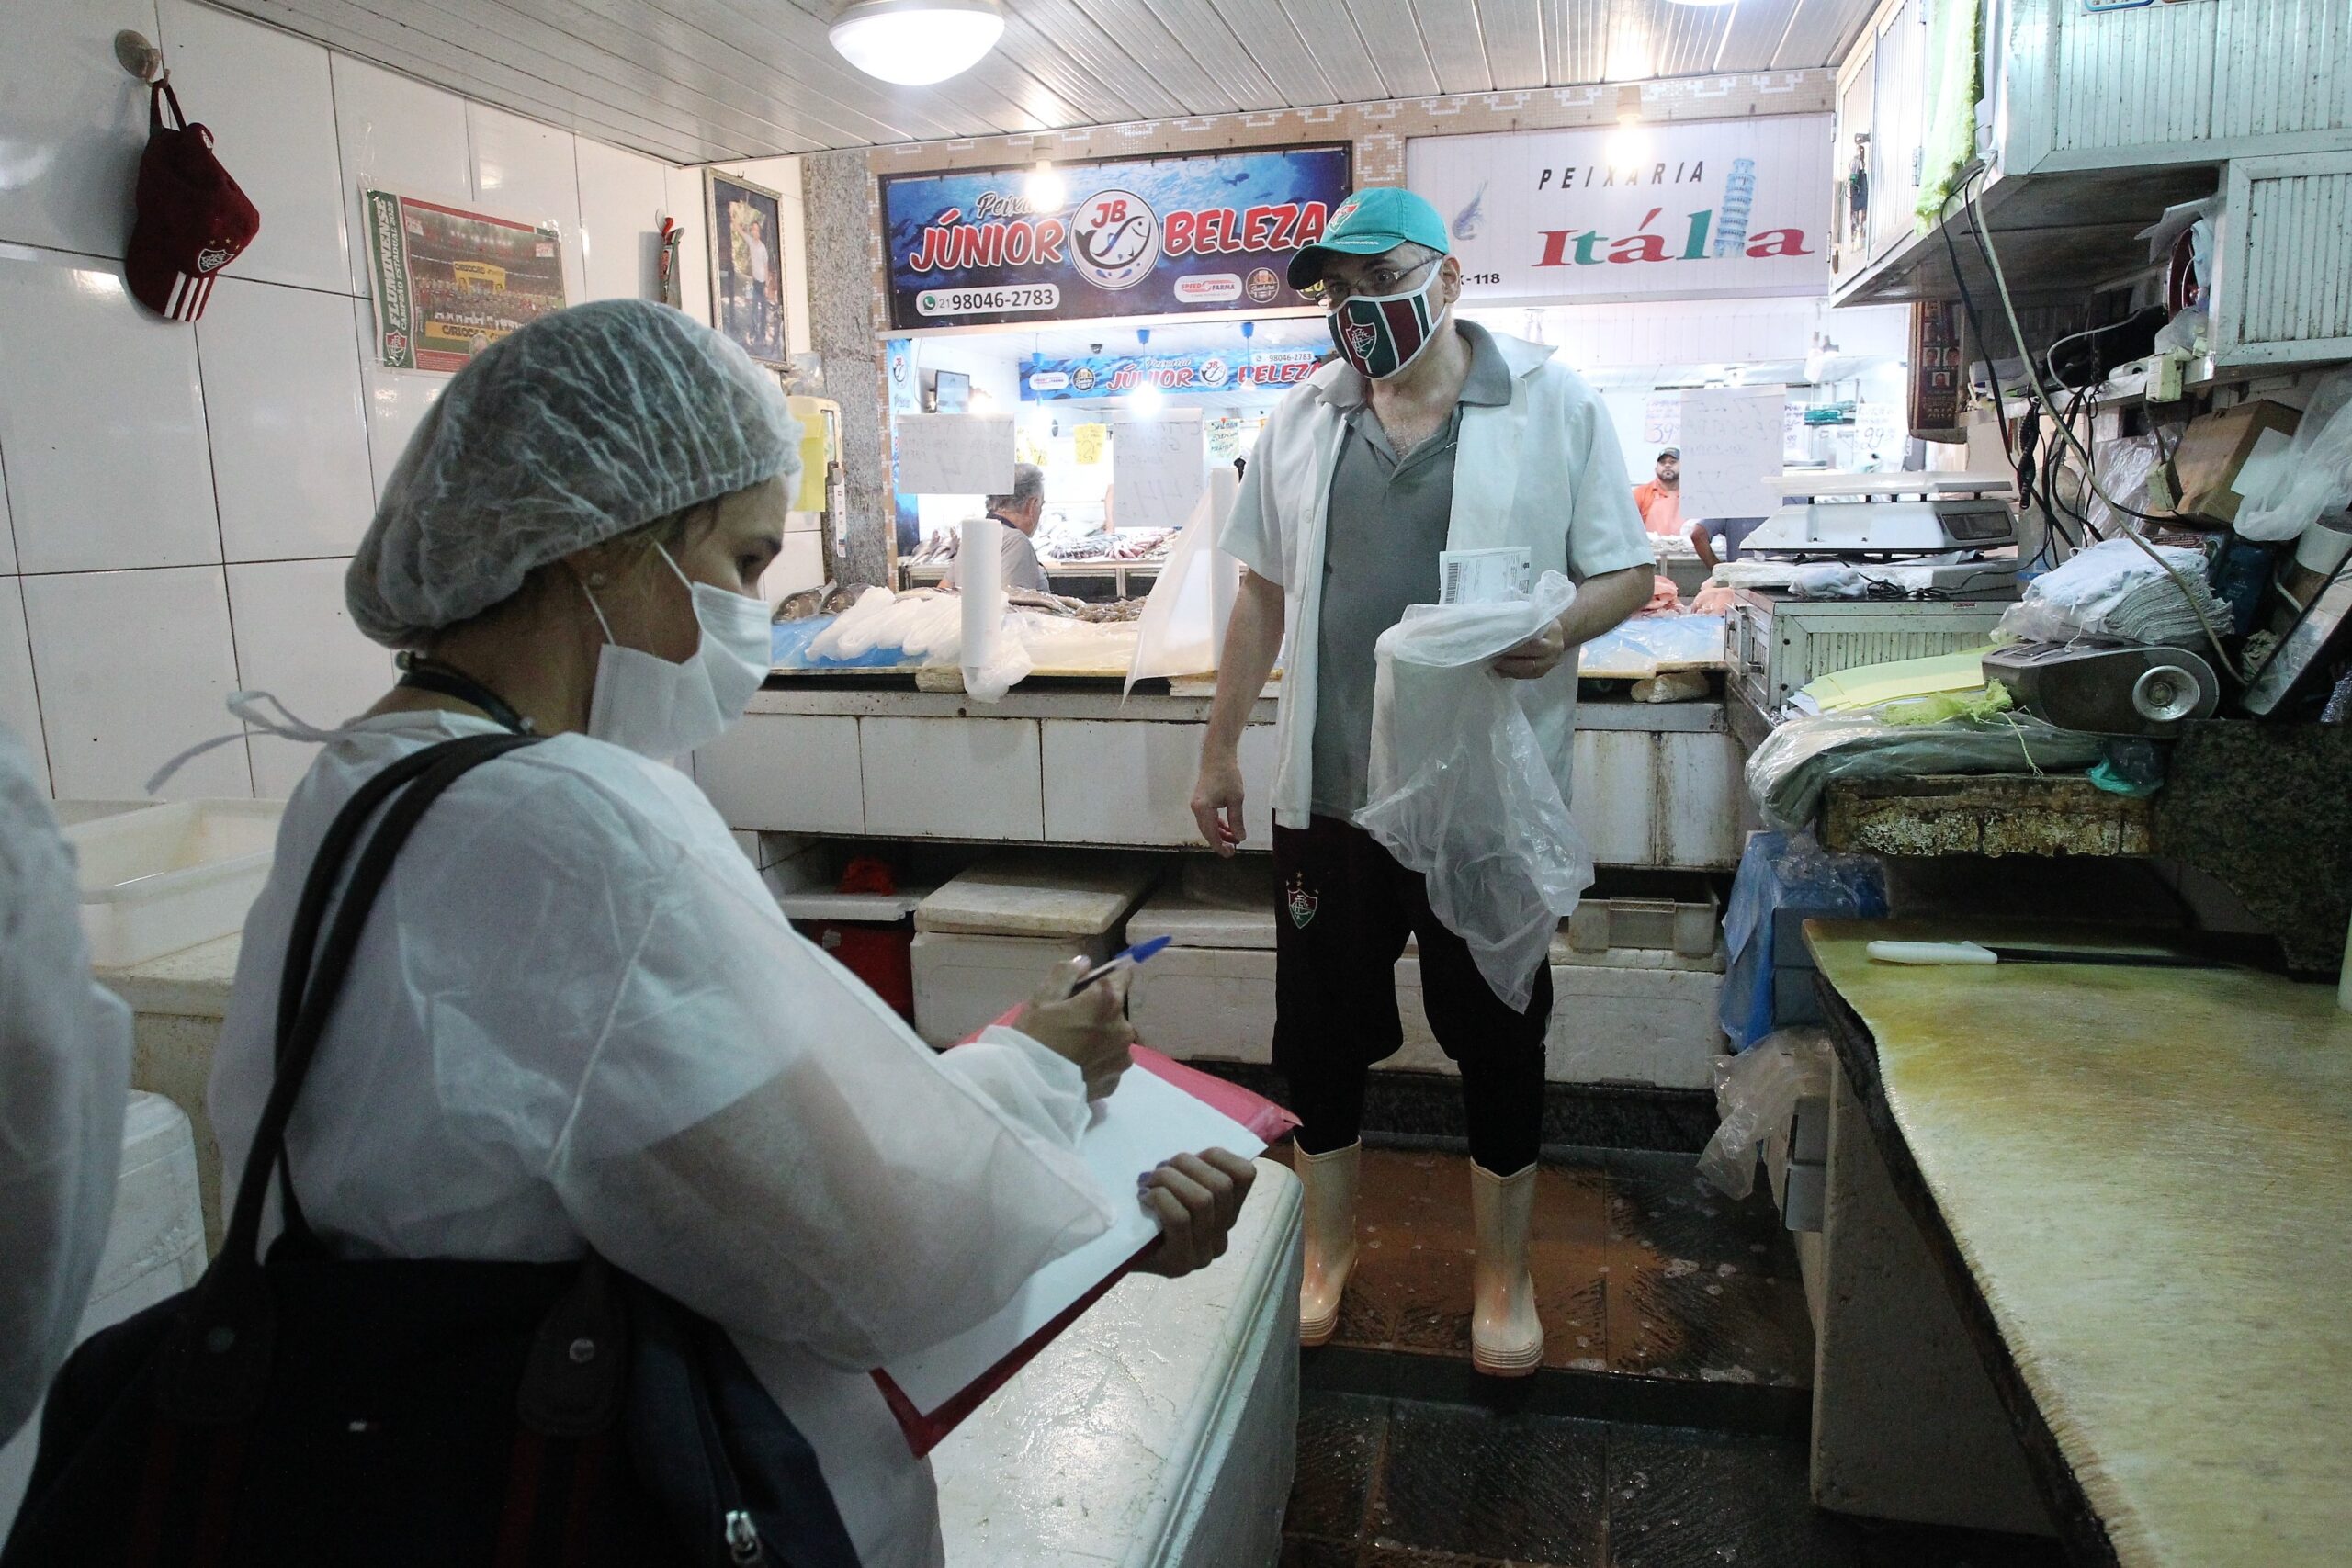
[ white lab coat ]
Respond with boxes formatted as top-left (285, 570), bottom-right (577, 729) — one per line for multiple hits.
top-left (208, 711), bottom-right (1116, 1568)
top-left (1218, 329), bottom-right (1654, 828)
top-left (0, 727), bottom-right (134, 1445)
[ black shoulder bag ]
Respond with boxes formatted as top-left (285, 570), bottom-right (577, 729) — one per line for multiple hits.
top-left (2, 733), bottom-right (862, 1568)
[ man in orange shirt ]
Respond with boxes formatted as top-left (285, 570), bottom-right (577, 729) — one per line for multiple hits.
top-left (1633, 447), bottom-right (1681, 537)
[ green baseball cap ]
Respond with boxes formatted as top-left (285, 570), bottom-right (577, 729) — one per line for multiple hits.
top-left (1287, 186), bottom-right (1452, 291)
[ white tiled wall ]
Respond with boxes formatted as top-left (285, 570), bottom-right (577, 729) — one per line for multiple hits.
top-left (0, 2), bottom-right (802, 799)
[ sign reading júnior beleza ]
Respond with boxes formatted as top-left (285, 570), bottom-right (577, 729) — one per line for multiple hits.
top-left (1405, 117), bottom-right (1832, 306)
top-left (881, 145), bottom-right (1351, 331)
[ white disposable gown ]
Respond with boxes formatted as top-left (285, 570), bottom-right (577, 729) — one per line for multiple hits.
top-left (0, 727), bottom-right (134, 1445)
top-left (208, 711), bottom-right (1117, 1568)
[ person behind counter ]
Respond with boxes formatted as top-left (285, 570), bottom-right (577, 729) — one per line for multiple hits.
top-left (121, 303), bottom-right (1250, 1568)
top-left (943, 461), bottom-right (1050, 593)
top-left (1634, 446), bottom-right (1681, 538)
top-left (1190, 187), bottom-right (1653, 1377)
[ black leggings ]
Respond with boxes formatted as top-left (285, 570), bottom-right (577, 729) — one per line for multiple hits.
top-left (1287, 1048), bottom-right (1544, 1174)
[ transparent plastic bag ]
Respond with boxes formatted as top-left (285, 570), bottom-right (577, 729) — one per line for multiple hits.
top-left (1356, 571), bottom-right (1594, 1013)
top-left (1699, 1028), bottom-right (1832, 1201)
top-left (1745, 710), bottom-right (2106, 833)
top-left (2237, 367), bottom-right (2352, 544)
top-left (1718, 831), bottom-right (1887, 1052)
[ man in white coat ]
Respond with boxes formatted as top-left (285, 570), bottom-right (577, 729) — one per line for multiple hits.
top-left (1190, 188), bottom-right (1653, 1374)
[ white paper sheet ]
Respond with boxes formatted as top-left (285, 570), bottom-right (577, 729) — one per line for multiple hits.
top-left (878, 1066), bottom-right (1268, 1414)
top-left (896, 413), bottom-right (1015, 495)
top-left (1680, 387), bottom-right (1789, 522)
top-left (1109, 412), bottom-right (1207, 532)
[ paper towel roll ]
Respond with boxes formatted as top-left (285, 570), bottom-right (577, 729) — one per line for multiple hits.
top-left (960, 513), bottom-right (1002, 687)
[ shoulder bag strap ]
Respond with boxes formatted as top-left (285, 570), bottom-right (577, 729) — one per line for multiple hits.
top-left (160, 731), bottom-right (541, 1422)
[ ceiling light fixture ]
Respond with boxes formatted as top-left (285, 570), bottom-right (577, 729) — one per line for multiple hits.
top-left (830, 0), bottom-right (1004, 86)
top-left (1662, 0), bottom-right (1738, 7)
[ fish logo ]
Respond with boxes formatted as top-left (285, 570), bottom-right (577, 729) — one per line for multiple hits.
top-left (1452, 181), bottom-right (1487, 242)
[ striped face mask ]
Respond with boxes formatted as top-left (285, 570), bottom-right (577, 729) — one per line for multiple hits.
top-left (1326, 266), bottom-right (1442, 380)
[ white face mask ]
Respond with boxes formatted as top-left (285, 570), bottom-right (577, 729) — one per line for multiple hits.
top-left (580, 544), bottom-right (771, 761)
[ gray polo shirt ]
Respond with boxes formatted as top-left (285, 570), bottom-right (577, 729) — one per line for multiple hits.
top-left (1309, 321), bottom-right (1515, 819)
top-left (942, 513), bottom-right (1049, 593)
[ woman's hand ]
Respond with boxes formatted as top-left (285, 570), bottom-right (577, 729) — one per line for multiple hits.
top-left (1134, 1150), bottom-right (1259, 1278)
top-left (1015, 957), bottom-right (1136, 1102)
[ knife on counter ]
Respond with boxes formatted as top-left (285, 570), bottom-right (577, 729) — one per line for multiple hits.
top-left (1864, 940), bottom-right (2222, 968)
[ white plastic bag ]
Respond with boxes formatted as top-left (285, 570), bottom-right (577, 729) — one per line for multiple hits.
top-left (1355, 571), bottom-right (1594, 1013)
top-left (1698, 1028), bottom-right (1832, 1201)
top-left (1125, 470), bottom-right (1239, 694)
top-left (2236, 367), bottom-right (2352, 544)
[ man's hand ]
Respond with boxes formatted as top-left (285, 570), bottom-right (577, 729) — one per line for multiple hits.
top-left (1191, 750), bottom-right (1248, 856)
top-left (1493, 615), bottom-right (1569, 680)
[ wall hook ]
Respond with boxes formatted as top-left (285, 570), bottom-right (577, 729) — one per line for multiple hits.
top-left (114, 29), bottom-right (165, 85)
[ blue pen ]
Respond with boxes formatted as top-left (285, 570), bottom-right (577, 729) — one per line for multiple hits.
top-left (1070, 934), bottom-right (1171, 994)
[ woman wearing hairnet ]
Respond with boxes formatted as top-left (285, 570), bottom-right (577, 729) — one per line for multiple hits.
top-left (200, 300), bottom-right (1255, 1568)
top-left (0, 724), bottom-right (135, 1452)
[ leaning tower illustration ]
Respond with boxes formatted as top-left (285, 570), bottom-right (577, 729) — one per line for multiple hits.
top-left (1714, 158), bottom-right (1758, 256)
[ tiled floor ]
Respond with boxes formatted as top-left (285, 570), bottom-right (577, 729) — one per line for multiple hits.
top-left (1283, 1390), bottom-right (2072, 1568)
top-left (1309, 1146), bottom-right (1815, 1388)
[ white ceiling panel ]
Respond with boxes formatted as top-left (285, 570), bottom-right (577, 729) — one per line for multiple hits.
top-left (1717, 0), bottom-right (1804, 73)
top-left (1417, 0), bottom-right (1497, 94)
top-left (1125, 0), bottom-right (1290, 111)
top-left (1347, 0), bottom-right (1443, 97)
top-left (1199, 0), bottom-right (1338, 105)
top-left (1774, 0), bottom-right (1877, 71)
top-left (1277, 0), bottom-right (1396, 105)
top-left (1003, 0), bottom-right (1192, 120)
top-left (1544, 0), bottom-right (1612, 86)
top-left (1060, 0), bottom-right (1253, 114)
top-left (204, 0), bottom-right (1863, 162)
top-left (1476, 0), bottom-right (1549, 92)
top-left (1637, 0), bottom-right (1736, 79)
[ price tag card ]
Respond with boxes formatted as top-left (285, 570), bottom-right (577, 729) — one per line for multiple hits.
top-left (1438, 547), bottom-right (1532, 604)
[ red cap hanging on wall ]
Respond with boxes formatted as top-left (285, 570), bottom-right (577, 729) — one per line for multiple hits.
top-left (124, 78), bottom-right (259, 322)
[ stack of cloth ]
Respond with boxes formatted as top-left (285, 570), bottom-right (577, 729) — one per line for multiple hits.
top-left (1999, 538), bottom-right (2224, 646)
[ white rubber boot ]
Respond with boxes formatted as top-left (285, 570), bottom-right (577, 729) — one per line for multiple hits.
top-left (1470, 1160), bottom-right (1544, 1377)
top-left (1295, 1142), bottom-right (1362, 1348)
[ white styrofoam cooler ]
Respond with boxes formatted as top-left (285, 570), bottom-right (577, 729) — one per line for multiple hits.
top-left (912, 930), bottom-right (1125, 1045)
top-left (1128, 877), bottom-right (1729, 1089)
top-left (933, 1158), bottom-right (1302, 1568)
top-left (910, 854), bottom-right (1160, 1045)
top-left (64, 800), bottom-right (284, 968)
top-left (0, 1091), bottom-right (209, 1532)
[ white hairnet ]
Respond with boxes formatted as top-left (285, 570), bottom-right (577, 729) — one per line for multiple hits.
top-left (346, 300), bottom-right (802, 647)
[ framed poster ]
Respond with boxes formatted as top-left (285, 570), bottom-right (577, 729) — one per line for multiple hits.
top-left (361, 187), bottom-right (568, 371)
top-left (707, 169), bottom-right (788, 367)
top-left (880, 144), bottom-right (1352, 331)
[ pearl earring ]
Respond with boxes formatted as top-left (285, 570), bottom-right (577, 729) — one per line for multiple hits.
top-left (587, 570), bottom-right (607, 589)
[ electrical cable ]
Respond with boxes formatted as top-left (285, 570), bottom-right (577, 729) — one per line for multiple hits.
top-left (1955, 176), bottom-right (2246, 682)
